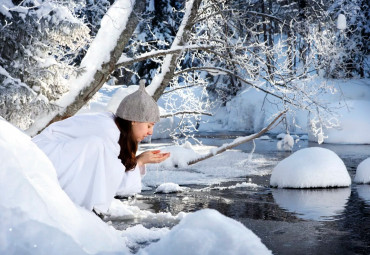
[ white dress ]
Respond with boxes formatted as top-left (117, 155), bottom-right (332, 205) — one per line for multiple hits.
top-left (32, 112), bottom-right (145, 212)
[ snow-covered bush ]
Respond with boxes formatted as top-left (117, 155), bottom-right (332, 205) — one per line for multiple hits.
top-left (270, 147), bottom-right (351, 188)
top-left (0, 0), bottom-right (89, 129)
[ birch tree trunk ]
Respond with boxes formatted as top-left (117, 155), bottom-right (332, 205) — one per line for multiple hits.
top-left (146, 0), bottom-right (202, 101)
top-left (26, 0), bottom-right (145, 136)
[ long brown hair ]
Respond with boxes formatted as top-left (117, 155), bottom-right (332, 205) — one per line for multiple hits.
top-left (114, 116), bottom-right (138, 171)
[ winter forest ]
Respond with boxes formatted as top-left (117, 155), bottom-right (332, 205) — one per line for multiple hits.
top-left (1, 0), bottom-right (370, 254)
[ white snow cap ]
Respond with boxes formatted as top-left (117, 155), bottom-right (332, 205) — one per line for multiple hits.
top-left (354, 157), bottom-right (370, 184)
top-left (277, 133), bottom-right (294, 151)
top-left (270, 147), bottom-right (351, 188)
top-left (141, 209), bottom-right (272, 255)
top-left (337, 14), bottom-right (347, 30)
top-left (155, 182), bottom-right (184, 193)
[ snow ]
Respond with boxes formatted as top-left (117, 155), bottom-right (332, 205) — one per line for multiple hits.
top-left (156, 142), bottom-right (200, 168)
top-left (354, 158), bottom-right (370, 184)
top-left (272, 188), bottom-right (351, 221)
top-left (270, 147), bottom-right (351, 188)
top-left (155, 183), bottom-right (184, 193)
top-left (337, 14), bottom-right (347, 30)
top-left (309, 100), bottom-right (370, 144)
top-left (277, 133), bottom-right (294, 151)
top-left (104, 199), bottom-right (186, 222)
top-left (143, 147), bottom-right (271, 187)
top-left (140, 209), bottom-right (272, 255)
top-left (211, 182), bottom-right (260, 190)
top-left (1, 117), bottom-right (272, 254)
top-left (121, 224), bottom-right (170, 252)
top-left (0, 118), bottom-right (128, 254)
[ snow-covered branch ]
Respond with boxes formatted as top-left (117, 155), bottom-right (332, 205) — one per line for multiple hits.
top-left (187, 110), bottom-right (288, 165)
top-left (160, 111), bottom-right (212, 118)
top-left (115, 44), bottom-right (213, 69)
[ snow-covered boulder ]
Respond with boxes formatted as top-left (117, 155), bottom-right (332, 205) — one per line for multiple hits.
top-left (155, 183), bottom-right (184, 193)
top-left (0, 118), bottom-right (128, 254)
top-left (141, 209), bottom-right (272, 255)
top-left (272, 188), bottom-right (351, 221)
top-left (354, 158), bottom-right (370, 184)
top-left (270, 147), bottom-right (351, 188)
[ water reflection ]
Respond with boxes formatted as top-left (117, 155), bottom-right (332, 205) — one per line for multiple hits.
top-left (356, 185), bottom-right (370, 204)
top-left (272, 188), bottom-right (351, 221)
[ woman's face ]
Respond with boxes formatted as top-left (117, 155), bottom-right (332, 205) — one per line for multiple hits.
top-left (132, 122), bottom-right (155, 142)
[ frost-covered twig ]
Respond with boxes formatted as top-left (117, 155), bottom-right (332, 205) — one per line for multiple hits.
top-left (187, 109), bottom-right (287, 165)
top-left (115, 45), bottom-right (212, 68)
top-left (160, 111), bottom-right (212, 118)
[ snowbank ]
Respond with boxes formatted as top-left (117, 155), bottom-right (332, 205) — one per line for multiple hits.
top-left (270, 147), bottom-right (351, 188)
top-left (0, 118), bottom-right (128, 254)
top-left (354, 158), bottom-right (370, 184)
top-left (272, 188), bottom-right (351, 221)
top-left (309, 100), bottom-right (370, 144)
top-left (141, 209), bottom-right (272, 255)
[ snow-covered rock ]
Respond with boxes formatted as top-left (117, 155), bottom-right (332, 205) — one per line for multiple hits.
top-left (270, 147), bottom-right (351, 188)
top-left (141, 209), bottom-right (272, 255)
top-left (155, 183), bottom-right (184, 193)
top-left (0, 118), bottom-right (128, 254)
top-left (272, 188), bottom-right (351, 221)
top-left (277, 134), bottom-right (294, 151)
top-left (354, 158), bottom-right (370, 184)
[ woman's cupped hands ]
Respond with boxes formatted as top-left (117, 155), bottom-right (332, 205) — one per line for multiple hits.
top-left (137, 150), bottom-right (170, 166)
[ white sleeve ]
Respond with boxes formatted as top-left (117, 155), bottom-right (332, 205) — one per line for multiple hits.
top-left (116, 165), bottom-right (146, 196)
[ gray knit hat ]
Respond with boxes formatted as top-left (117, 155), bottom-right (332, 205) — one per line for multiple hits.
top-left (116, 80), bottom-right (160, 122)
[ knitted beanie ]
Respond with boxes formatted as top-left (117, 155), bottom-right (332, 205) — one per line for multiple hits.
top-left (116, 80), bottom-right (160, 122)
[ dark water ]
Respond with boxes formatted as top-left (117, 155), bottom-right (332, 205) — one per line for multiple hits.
top-left (114, 136), bottom-right (370, 255)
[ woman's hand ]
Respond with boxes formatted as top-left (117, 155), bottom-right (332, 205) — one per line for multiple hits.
top-left (136, 150), bottom-right (171, 166)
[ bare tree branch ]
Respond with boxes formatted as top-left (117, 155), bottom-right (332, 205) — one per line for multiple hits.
top-left (188, 109), bottom-right (287, 165)
top-left (160, 111), bottom-right (212, 118)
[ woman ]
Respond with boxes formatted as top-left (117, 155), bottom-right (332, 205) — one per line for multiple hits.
top-left (32, 81), bottom-right (170, 213)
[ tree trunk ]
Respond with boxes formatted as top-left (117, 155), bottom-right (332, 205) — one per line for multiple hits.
top-left (26, 0), bottom-right (145, 136)
top-left (147, 0), bottom-right (202, 101)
